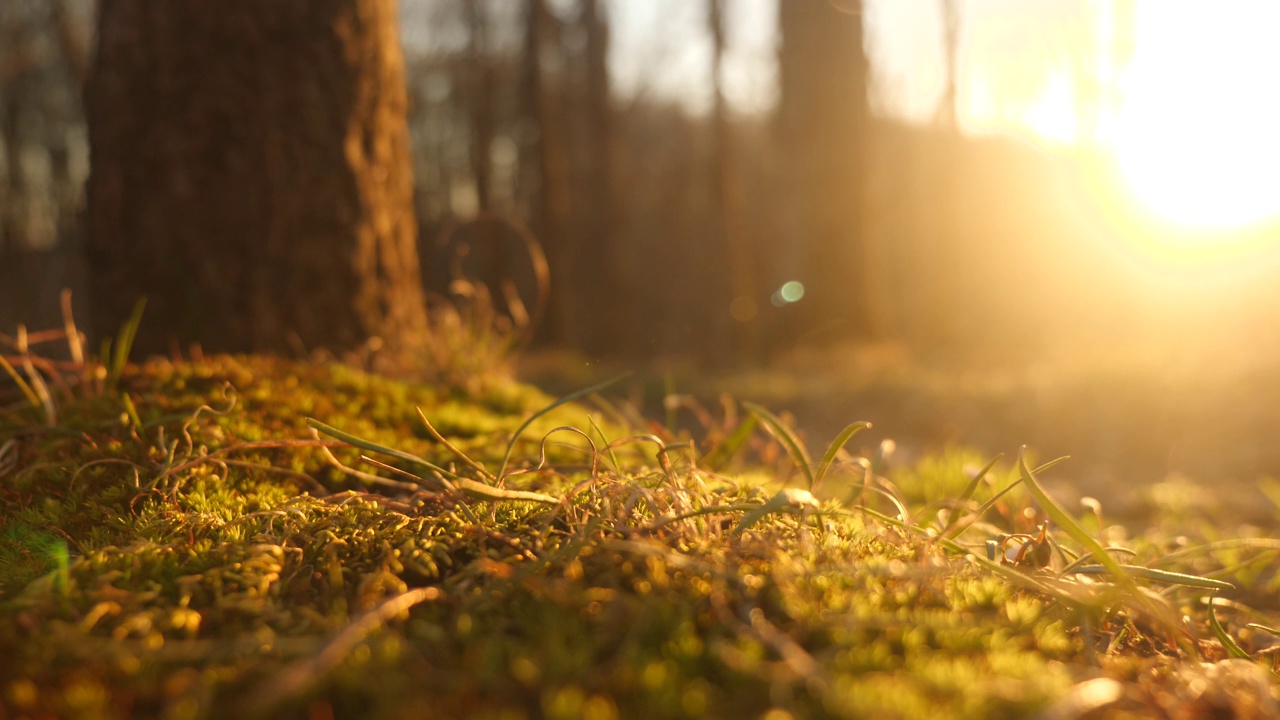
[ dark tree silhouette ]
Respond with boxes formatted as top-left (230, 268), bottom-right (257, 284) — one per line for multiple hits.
top-left (85, 0), bottom-right (429, 361)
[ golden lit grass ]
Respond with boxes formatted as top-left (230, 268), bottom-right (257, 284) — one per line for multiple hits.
top-left (2, 323), bottom-right (1280, 719)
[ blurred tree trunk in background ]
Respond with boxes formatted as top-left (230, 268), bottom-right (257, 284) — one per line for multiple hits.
top-left (776, 0), bottom-right (872, 341)
top-left (521, 0), bottom-right (572, 344)
top-left (49, 0), bottom-right (89, 89)
top-left (708, 0), bottom-right (760, 362)
top-left (85, 0), bottom-right (428, 361)
top-left (462, 0), bottom-right (507, 291)
top-left (0, 31), bottom-right (36, 327)
top-left (1, 31), bottom-right (33, 255)
top-left (465, 0), bottom-right (494, 218)
top-left (918, 0), bottom-right (964, 344)
top-left (574, 0), bottom-right (624, 356)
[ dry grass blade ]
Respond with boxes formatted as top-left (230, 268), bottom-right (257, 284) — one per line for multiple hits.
top-left (309, 418), bottom-right (557, 504)
top-left (14, 326), bottom-right (55, 425)
top-left (356, 454), bottom-right (441, 492)
top-left (603, 435), bottom-right (682, 478)
top-left (452, 477), bottom-right (558, 504)
top-left (60, 288), bottom-right (84, 365)
top-left (518, 425), bottom-right (600, 478)
top-left (308, 425), bottom-right (433, 491)
top-left (587, 414), bottom-right (619, 470)
top-left (0, 354), bottom-right (41, 410)
top-left (497, 373), bottom-right (630, 481)
top-left (307, 418), bottom-right (456, 480)
top-left (1059, 547), bottom-right (1138, 574)
top-left (416, 406), bottom-right (495, 481)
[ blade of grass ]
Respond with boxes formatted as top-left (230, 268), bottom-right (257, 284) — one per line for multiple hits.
top-left (415, 407), bottom-right (495, 481)
top-left (743, 402), bottom-right (814, 489)
top-left (307, 418), bottom-right (455, 479)
top-left (855, 482), bottom-right (910, 523)
top-left (1208, 595), bottom-right (1253, 660)
top-left (0, 355), bottom-right (41, 410)
top-left (1245, 623), bottom-right (1280, 637)
top-left (60, 288), bottom-right (84, 365)
top-left (497, 372), bottom-right (630, 481)
top-left (939, 456), bottom-right (1067, 541)
top-left (453, 478), bottom-right (558, 504)
top-left (587, 414), bottom-right (620, 471)
top-left (13, 327), bottom-right (55, 425)
top-left (812, 421), bottom-right (872, 491)
top-left (1059, 547), bottom-right (1138, 574)
top-left (1015, 448), bottom-right (1191, 656)
top-left (1017, 449), bottom-right (1137, 590)
top-left (1160, 538), bottom-right (1280, 563)
top-left (834, 504), bottom-right (1091, 609)
top-left (938, 453), bottom-right (1002, 536)
top-left (108, 298), bottom-right (146, 386)
top-left (310, 418), bottom-right (558, 504)
top-left (1067, 565), bottom-right (1234, 591)
top-left (121, 392), bottom-right (143, 432)
top-left (700, 413), bottom-right (758, 470)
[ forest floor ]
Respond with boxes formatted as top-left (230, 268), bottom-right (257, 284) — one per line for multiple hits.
top-left (3, 331), bottom-right (1280, 719)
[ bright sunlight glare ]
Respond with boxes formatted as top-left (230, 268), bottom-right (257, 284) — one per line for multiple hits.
top-left (1105, 2), bottom-right (1280, 235)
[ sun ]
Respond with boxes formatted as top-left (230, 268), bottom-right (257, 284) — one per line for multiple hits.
top-left (1102, 2), bottom-right (1280, 237)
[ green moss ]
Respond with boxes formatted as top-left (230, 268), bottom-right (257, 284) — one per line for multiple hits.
top-left (1, 353), bottom-right (1278, 719)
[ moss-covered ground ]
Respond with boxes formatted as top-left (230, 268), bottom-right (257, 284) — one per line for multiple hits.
top-left (3, 341), bottom-right (1280, 719)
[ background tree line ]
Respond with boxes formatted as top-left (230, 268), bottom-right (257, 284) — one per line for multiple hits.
top-left (4, 0), bottom-right (1277, 370)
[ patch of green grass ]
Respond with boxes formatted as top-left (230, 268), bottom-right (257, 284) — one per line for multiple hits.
top-left (2, 332), bottom-right (1279, 719)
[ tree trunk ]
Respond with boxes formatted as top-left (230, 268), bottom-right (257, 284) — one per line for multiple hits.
top-left (708, 0), bottom-right (760, 362)
top-left (465, 0), bottom-right (493, 217)
top-left (85, 0), bottom-right (428, 361)
top-left (49, 0), bottom-right (90, 89)
top-left (776, 0), bottom-right (872, 341)
top-left (521, 0), bottom-right (572, 344)
top-left (575, 0), bottom-right (624, 356)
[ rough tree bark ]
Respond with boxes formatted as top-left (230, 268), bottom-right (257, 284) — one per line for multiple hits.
top-left (85, 0), bottom-right (429, 360)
